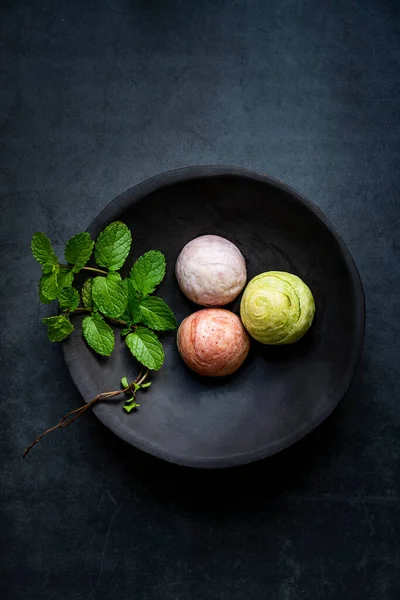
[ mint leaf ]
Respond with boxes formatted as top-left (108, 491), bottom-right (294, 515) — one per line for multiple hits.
top-left (121, 376), bottom-right (129, 388)
top-left (125, 327), bottom-right (164, 370)
top-left (43, 315), bottom-right (74, 342)
top-left (121, 327), bottom-right (131, 337)
top-left (133, 382), bottom-right (141, 392)
top-left (126, 279), bottom-right (141, 323)
top-left (31, 233), bottom-right (58, 274)
top-left (141, 382), bottom-right (151, 389)
top-left (58, 287), bottom-right (80, 311)
top-left (130, 250), bottom-right (166, 296)
top-left (124, 402), bottom-right (139, 413)
top-left (58, 269), bottom-right (74, 288)
top-left (82, 312), bottom-right (114, 356)
top-left (120, 280), bottom-right (140, 324)
top-left (139, 296), bottom-right (177, 331)
top-left (81, 278), bottom-right (93, 309)
top-left (39, 289), bottom-right (54, 304)
top-left (39, 269), bottom-right (59, 302)
top-left (92, 272), bottom-right (128, 318)
top-left (65, 232), bottom-right (94, 273)
top-left (94, 221), bottom-right (131, 271)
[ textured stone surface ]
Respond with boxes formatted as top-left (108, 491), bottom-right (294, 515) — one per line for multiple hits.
top-left (1, 0), bottom-right (399, 598)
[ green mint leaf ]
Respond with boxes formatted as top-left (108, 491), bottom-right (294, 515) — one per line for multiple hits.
top-left (39, 290), bottom-right (54, 304)
top-left (31, 232), bottom-right (58, 274)
top-left (139, 296), bottom-right (177, 331)
top-left (43, 315), bottom-right (74, 342)
top-left (124, 402), bottom-right (139, 413)
top-left (64, 232), bottom-right (94, 273)
top-left (58, 287), bottom-right (80, 311)
top-left (141, 382), bottom-right (152, 388)
top-left (126, 279), bottom-right (141, 323)
top-left (82, 312), bottom-right (114, 356)
top-left (130, 250), bottom-right (166, 296)
top-left (81, 278), bottom-right (93, 309)
top-left (92, 272), bottom-right (128, 318)
top-left (39, 269), bottom-right (59, 302)
top-left (133, 382), bottom-right (141, 392)
top-left (58, 269), bottom-right (74, 288)
top-left (94, 221), bottom-right (132, 271)
top-left (121, 327), bottom-right (131, 337)
top-left (125, 327), bottom-right (164, 370)
top-left (121, 376), bottom-right (129, 388)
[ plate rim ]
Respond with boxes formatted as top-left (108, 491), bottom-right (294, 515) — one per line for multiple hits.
top-left (63, 165), bottom-right (366, 468)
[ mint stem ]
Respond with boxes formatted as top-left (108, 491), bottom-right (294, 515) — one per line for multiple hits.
top-left (72, 307), bottom-right (128, 327)
top-left (58, 264), bottom-right (108, 276)
top-left (23, 369), bottom-right (149, 457)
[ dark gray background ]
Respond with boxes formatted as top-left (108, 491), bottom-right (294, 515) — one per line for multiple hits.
top-left (1, 1), bottom-right (399, 599)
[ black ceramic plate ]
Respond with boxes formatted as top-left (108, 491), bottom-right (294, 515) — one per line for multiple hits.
top-left (63, 166), bottom-right (365, 468)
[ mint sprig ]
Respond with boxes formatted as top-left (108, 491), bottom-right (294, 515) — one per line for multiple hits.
top-left (27, 221), bottom-right (177, 455)
top-left (24, 369), bottom-right (152, 457)
top-left (120, 371), bottom-right (152, 412)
